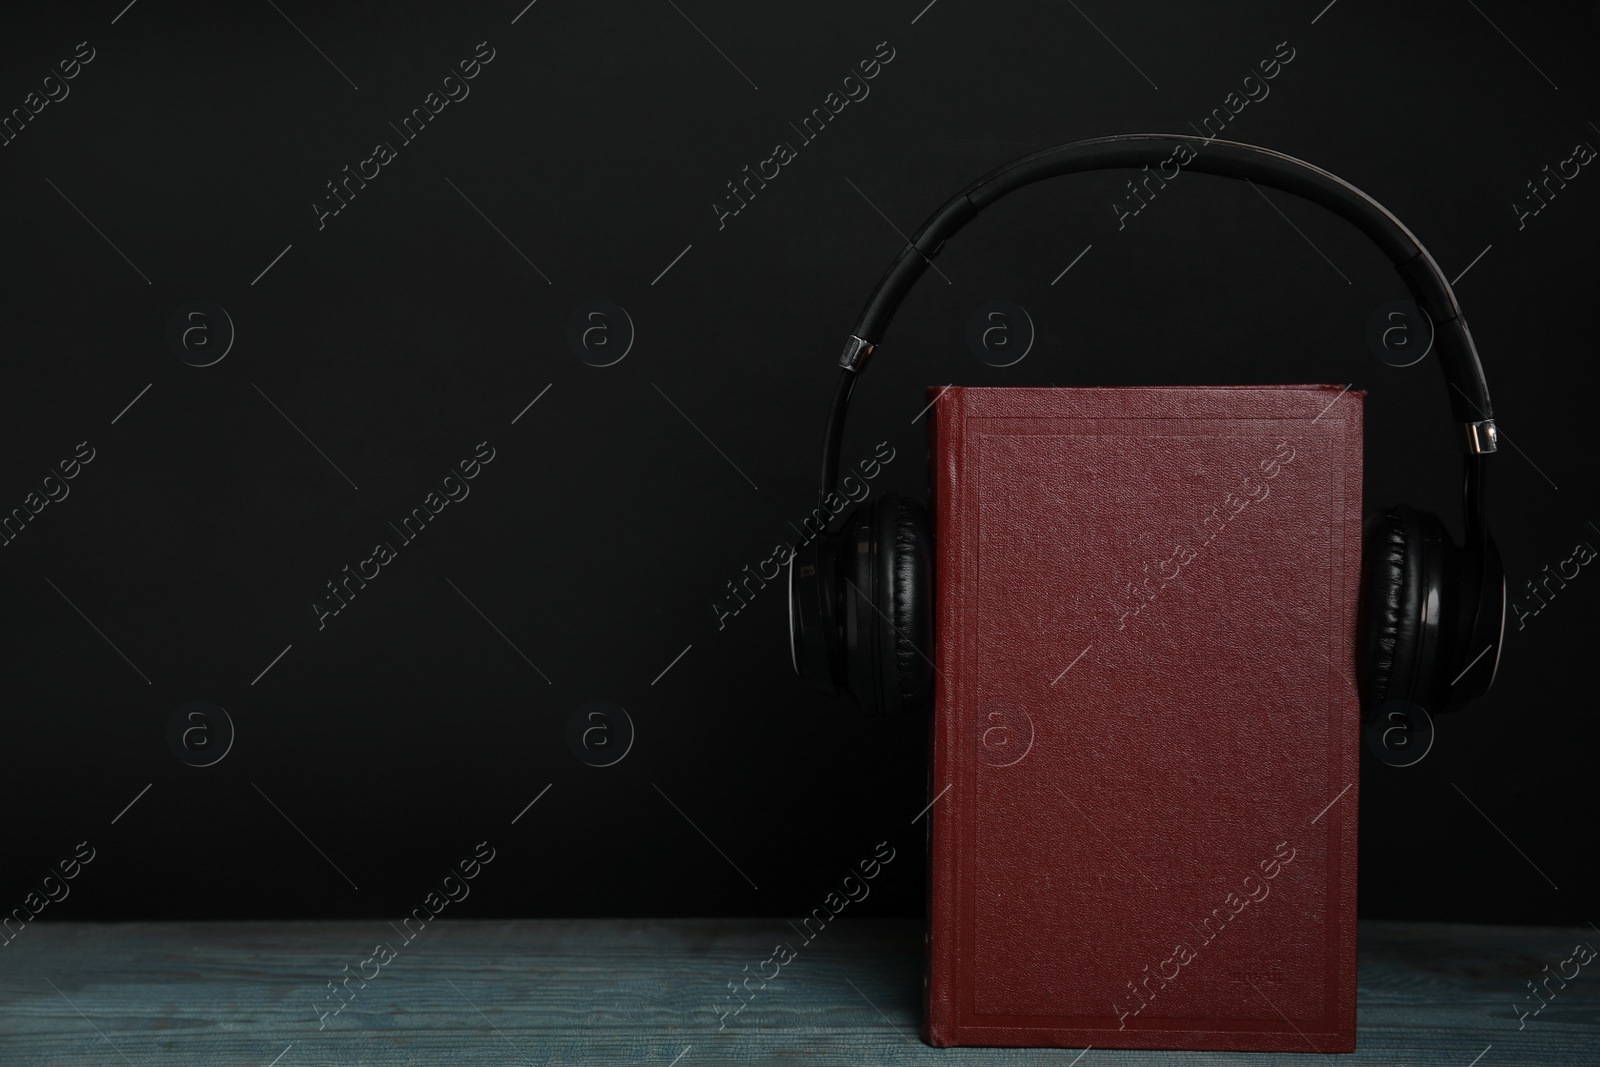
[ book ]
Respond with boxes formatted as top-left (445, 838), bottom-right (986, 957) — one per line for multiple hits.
top-left (923, 385), bottom-right (1362, 1052)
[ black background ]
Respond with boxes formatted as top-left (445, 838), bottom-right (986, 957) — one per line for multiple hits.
top-left (1, 0), bottom-right (1596, 927)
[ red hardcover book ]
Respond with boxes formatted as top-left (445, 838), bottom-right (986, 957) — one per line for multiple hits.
top-left (923, 385), bottom-right (1362, 1052)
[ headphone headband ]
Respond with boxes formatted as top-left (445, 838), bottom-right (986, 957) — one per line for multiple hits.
top-left (819, 134), bottom-right (1498, 537)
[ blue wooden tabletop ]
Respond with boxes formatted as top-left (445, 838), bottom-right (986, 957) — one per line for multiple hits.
top-left (1, 918), bottom-right (1594, 1064)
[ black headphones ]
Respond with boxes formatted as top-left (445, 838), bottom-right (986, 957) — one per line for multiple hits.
top-left (788, 134), bottom-right (1506, 746)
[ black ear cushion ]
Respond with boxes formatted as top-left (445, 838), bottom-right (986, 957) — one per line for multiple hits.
top-left (1359, 508), bottom-right (1413, 709)
top-left (883, 494), bottom-right (934, 716)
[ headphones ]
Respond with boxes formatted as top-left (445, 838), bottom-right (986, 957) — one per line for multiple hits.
top-left (787, 134), bottom-right (1506, 748)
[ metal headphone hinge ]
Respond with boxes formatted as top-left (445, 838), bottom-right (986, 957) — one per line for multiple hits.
top-left (839, 335), bottom-right (875, 372)
top-left (1464, 420), bottom-right (1498, 454)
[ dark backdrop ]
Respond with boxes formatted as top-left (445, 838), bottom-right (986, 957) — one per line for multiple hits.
top-left (1, 0), bottom-right (1596, 926)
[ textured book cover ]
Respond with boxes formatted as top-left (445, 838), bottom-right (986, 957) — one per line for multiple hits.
top-left (923, 385), bottom-right (1362, 1052)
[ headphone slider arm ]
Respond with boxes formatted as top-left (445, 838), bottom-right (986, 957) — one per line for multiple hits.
top-left (1464, 420), bottom-right (1498, 454)
top-left (839, 335), bottom-right (875, 372)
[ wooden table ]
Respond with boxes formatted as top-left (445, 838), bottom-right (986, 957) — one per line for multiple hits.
top-left (2, 918), bottom-right (1593, 1064)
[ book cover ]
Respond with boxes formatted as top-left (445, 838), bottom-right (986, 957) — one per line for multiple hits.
top-left (924, 385), bottom-right (1362, 1052)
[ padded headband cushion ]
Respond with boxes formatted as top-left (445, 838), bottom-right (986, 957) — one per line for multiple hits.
top-left (822, 134), bottom-right (1497, 501)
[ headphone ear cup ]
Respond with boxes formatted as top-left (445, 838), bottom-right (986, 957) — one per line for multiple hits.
top-left (838, 493), bottom-right (934, 716)
top-left (1445, 532), bottom-right (1506, 708)
top-left (788, 513), bottom-right (851, 698)
top-left (881, 494), bottom-right (934, 716)
top-left (1359, 505), bottom-right (1457, 715)
top-left (1358, 508), bottom-right (1412, 711)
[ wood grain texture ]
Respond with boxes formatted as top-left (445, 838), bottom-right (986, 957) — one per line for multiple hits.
top-left (0, 918), bottom-right (1593, 1064)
